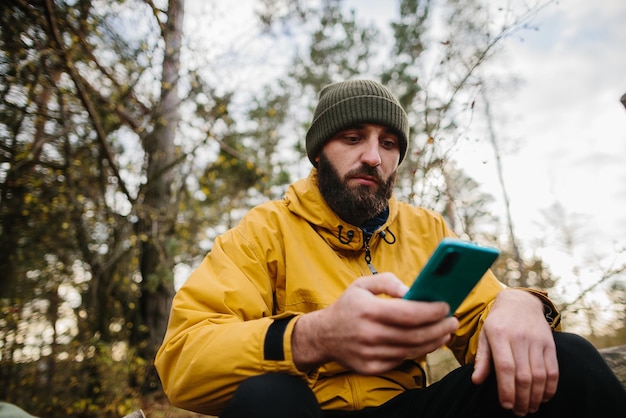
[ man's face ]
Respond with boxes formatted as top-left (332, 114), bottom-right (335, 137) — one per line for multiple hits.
top-left (316, 124), bottom-right (400, 226)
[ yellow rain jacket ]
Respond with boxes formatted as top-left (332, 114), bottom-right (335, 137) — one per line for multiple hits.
top-left (155, 169), bottom-right (560, 416)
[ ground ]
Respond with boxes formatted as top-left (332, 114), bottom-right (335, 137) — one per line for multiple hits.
top-left (138, 392), bottom-right (212, 418)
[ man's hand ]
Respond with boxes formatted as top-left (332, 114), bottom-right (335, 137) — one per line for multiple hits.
top-left (472, 289), bottom-right (559, 416)
top-left (292, 273), bottom-right (459, 374)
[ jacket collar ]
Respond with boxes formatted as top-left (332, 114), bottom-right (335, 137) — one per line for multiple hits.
top-left (284, 169), bottom-right (398, 251)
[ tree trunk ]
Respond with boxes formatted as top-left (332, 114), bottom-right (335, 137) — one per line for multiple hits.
top-left (135, 0), bottom-right (184, 391)
top-left (481, 88), bottom-right (527, 286)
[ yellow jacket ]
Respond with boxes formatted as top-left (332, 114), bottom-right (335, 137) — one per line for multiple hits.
top-left (155, 169), bottom-right (559, 416)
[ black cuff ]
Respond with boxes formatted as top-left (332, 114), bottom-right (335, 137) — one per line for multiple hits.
top-left (263, 316), bottom-right (294, 361)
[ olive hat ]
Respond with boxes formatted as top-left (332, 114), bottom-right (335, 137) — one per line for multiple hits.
top-left (305, 79), bottom-right (409, 165)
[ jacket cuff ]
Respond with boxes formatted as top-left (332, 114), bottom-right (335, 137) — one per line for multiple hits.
top-left (262, 314), bottom-right (320, 384)
top-left (264, 316), bottom-right (294, 361)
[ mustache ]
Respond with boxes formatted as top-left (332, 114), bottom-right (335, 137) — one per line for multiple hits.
top-left (345, 165), bottom-right (384, 183)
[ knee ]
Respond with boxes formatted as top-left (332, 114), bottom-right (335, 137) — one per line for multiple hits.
top-left (554, 332), bottom-right (595, 354)
top-left (549, 332), bottom-right (626, 412)
top-left (237, 373), bottom-right (313, 403)
top-left (222, 373), bottom-right (320, 418)
top-left (553, 332), bottom-right (616, 382)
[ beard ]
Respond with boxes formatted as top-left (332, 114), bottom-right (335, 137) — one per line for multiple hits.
top-left (317, 152), bottom-right (396, 226)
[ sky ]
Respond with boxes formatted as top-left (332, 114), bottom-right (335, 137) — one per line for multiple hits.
top-left (432, 0), bottom-right (626, 331)
top-left (453, 0), bottom-right (626, 283)
top-left (184, 0), bottom-right (626, 326)
top-left (417, 0), bottom-right (626, 326)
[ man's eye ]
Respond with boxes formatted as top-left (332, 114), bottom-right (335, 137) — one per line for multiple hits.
top-left (381, 139), bottom-right (397, 148)
top-left (344, 135), bottom-right (360, 143)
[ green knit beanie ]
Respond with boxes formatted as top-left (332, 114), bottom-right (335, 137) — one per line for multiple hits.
top-left (305, 79), bottom-right (409, 165)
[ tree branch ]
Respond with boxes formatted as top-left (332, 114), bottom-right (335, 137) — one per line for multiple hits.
top-left (143, 0), bottom-right (168, 36)
top-left (560, 264), bottom-right (626, 313)
top-left (43, 0), bottom-right (135, 204)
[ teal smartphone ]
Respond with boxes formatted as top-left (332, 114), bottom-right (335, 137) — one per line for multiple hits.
top-left (403, 238), bottom-right (500, 315)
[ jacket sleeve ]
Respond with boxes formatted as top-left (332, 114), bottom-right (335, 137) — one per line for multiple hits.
top-left (447, 271), bottom-right (562, 366)
top-left (154, 219), bottom-right (310, 416)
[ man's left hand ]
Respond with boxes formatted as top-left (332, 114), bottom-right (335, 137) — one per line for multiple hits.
top-left (471, 289), bottom-right (559, 416)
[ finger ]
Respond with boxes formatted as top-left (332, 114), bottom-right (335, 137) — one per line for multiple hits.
top-left (471, 330), bottom-right (492, 385)
top-left (359, 333), bottom-right (452, 362)
top-left (363, 298), bottom-right (451, 328)
top-left (358, 314), bottom-right (458, 348)
top-left (401, 333), bottom-right (453, 361)
top-left (526, 343), bottom-right (549, 413)
top-left (393, 316), bottom-right (458, 346)
top-left (490, 340), bottom-right (517, 412)
top-left (510, 344), bottom-right (533, 416)
top-left (542, 343), bottom-right (559, 403)
top-left (352, 273), bottom-right (452, 324)
top-left (353, 273), bottom-right (409, 298)
top-left (341, 333), bottom-right (453, 375)
top-left (354, 272), bottom-right (450, 315)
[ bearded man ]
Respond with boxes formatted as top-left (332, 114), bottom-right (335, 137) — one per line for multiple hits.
top-left (156, 80), bottom-right (626, 418)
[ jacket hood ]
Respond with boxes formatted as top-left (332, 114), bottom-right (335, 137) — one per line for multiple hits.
top-left (284, 169), bottom-right (398, 252)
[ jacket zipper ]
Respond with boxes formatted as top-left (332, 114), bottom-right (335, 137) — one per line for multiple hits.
top-left (363, 233), bottom-right (378, 274)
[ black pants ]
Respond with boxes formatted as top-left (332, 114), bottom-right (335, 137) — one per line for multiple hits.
top-left (220, 333), bottom-right (626, 417)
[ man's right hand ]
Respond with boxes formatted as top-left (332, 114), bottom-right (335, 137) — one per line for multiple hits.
top-left (291, 273), bottom-right (459, 374)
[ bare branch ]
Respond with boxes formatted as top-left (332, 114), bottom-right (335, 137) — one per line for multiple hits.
top-left (560, 264), bottom-right (626, 313)
top-left (143, 0), bottom-right (168, 36)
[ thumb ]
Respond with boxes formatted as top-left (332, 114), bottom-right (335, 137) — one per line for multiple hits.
top-left (472, 329), bottom-right (492, 384)
top-left (353, 273), bottom-right (409, 298)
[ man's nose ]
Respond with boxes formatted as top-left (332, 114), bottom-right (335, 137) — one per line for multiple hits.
top-left (361, 138), bottom-right (382, 167)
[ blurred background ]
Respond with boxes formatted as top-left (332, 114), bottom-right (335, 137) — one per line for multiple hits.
top-left (1, 0), bottom-right (625, 416)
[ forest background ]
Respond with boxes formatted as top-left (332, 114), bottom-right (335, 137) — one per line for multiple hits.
top-left (1, 0), bottom-right (625, 417)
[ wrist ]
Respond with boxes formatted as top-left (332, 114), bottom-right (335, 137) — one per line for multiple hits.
top-left (291, 310), bottom-right (330, 371)
top-left (514, 287), bottom-right (561, 329)
top-left (494, 288), bottom-right (544, 314)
